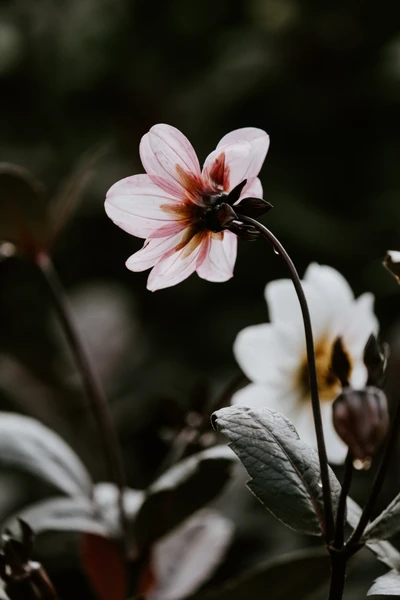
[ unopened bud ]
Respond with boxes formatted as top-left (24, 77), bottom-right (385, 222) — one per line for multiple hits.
top-left (234, 197), bottom-right (273, 219)
top-left (332, 387), bottom-right (389, 461)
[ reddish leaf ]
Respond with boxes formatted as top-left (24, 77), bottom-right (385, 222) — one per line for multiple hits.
top-left (81, 533), bottom-right (127, 600)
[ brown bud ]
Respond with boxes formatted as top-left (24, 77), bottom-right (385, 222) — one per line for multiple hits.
top-left (332, 387), bottom-right (389, 461)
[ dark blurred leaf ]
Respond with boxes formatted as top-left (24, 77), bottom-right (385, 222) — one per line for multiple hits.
top-left (364, 493), bottom-right (400, 542)
top-left (133, 446), bottom-right (236, 548)
top-left (212, 406), bottom-right (340, 537)
top-left (0, 413), bottom-right (92, 497)
top-left (50, 145), bottom-right (108, 240)
top-left (5, 496), bottom-right (107, 537)
top-left (81, 533), bottom-right (127, 600)
top-left (368, 570), bottom-right (400, 596)
top-left (347, 497), bottom-right (400, 570)
top-left (146, 510), bottom-right (234, 600)
top-left (192, 547), bottom-right (330, 600)
top-left (94, 483), bottom-right (144, 538)
top-left (0, 163), bottom-right (48, 257)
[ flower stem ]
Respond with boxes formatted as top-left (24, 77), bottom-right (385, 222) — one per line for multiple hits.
top-left (333, 451), bottom-right (353, 549)
top-left (239, 216), bottom-right (334, 541)
top-left (35, 253), bottom-right (128, 545)
top-left (328, 551), bottom-right (347, 600)
top-left (347, 394), bottom-right (400, 546)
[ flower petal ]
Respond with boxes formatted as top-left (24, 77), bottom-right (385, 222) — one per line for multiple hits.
top-left (105, 174), bottom-right (183, 239)
top-left (239, 177), bottom-right (263, 200)
top-left (234, 322), bottom-right (300, 385)
top-left (196, 231), bottom-right (237, 282)
top-left (216, 127), bottom-right (270, 180)
top-left (319, 402), bottom-right (348, 464)
top-left (140, 124), bottom-right (201, 197)
top-left (265, 279), bottom-right (331, 341)
top-left (126, 230), bottom-right (187, 272)
top-left (341, 292), bottom-right (379, 358)
top-left (203, 142), bottom-right (254, 192)
top-left (304, 264), bottom-right (354, 311)
top-left (231, 382), bottom-right (288, 413)
top-left (146, 234), bottom-right (206, 291)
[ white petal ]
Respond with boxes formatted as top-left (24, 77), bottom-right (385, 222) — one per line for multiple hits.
top-left (304, 263), bottom-right (354, 310)
top-left (320, 402), bottom-right (348, 464)
top-left (105, 174), bottom-right (183, 239)
top-left (196, 231), bottom-right (237, 282)
top-left (265, 279), bottom-right (331, 341)
top-left (146, 236), bottom-right (206, 291)
top-left (202, 142), bottom-right (252, 192)
top-left (231, 382), bottom-right (289, 413)
top-left (341, 292), bottom-right (379, 358)
top-left (239, 177), bottom-right (263, 200)
top-left (216, 127), bottom-right (270, 177)
top-left (126, 230), bottom-right (187, 272)
top-left (233, 322), bottom-right (300, 385)
top-left (140, 124), bottom-right (201, 197)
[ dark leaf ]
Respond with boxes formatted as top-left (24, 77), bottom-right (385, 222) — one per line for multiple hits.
top-left (212, 406), bottom-right (341, 537)
top-left (234, 197), bottom-right (273, 219)
top-left (81, 533), bottom-right (127, 600)
top-left (132, 446), bottom-right (236, 548)
top-left (192, 548), bottom-right (330, 600)
top-left (0, 163), bottom-right (48, 257)
top-left (0, 413), bottom-right (92, 497)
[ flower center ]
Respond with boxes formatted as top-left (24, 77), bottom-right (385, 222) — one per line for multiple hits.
top-left (297, 338), bottom-right (351, 403)
top-left (201, 192), bottom-right (230, 232)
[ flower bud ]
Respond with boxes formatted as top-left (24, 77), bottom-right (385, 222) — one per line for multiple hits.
top-left (332, 387), bottom-right (389, 461)
top-left (234, 196), bottom-right (273, 219)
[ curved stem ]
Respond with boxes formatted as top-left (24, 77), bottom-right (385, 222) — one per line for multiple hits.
top-left (347, 394), bottom-right (400, 546)
top-left (35, 253), bottom-right (128, 546)
top-left (333, 451), bottom-right (353, 549)
top-left (239, 216), bottom-right (334, 541)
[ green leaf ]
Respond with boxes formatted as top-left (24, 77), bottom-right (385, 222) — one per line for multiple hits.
top-left (0, 412), bottom-right (92, 497)
top-left (5, 496), bottom-right (107, 536)
top-left (364, 493), bottom-right (400, 542)
top-left (132, 445), bottom-right (236, 548)
top-left (368, 570), bottom-right (400, 596)
top-left (212, 406), bottom-right (340, 537)
top-left (0, 163), bottom-right (48, 256)
top-left (191, 548), bottom-right (331, 600)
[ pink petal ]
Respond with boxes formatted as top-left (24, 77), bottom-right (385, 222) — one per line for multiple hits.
top-left (202, 142), bottom-right (253, 192)
top-left (239, 177), bottom-right (263, 200)
top-left (126, 230), bottom-right (188, 272)
top-left (140, 124), bottom-right (201, 198)
top-left (147, 235), bottom-right (206, 291)
top-left (196, 231), bottom-right (237, 282)
top-left (105, 174), bottom-right (184, 239)
top-left (216, 127), bottom-right (270, 177)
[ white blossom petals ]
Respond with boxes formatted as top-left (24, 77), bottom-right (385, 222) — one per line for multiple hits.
top-left (202, 142), bottom-right (252, 191)
top-left (234, 323), bottom-right (300, 385)
top-left (304, 263), bottom-right (354, 310)
top-left (196, 231), bottom-right (237, 282)
top-left (319, 403), bottom-right (348, 464)
top-left (140, 124), bottom-right (201, 197)
top-left (216, 127), bottom-right (270, 178)
top-left (265, 279), bottom-right (331, 341)
top-left (341, 292), bottom-right (379, 359)
top-left (105, 174), bottom-right (183, 239)
top-left (146, 237), bottom-right (206, 292)
top-left (239, 177), bottom-right (263, 200)
top-left (126, 230), bottom-right (187, 272)
top-left (231, 383), bottom-right (288, 413)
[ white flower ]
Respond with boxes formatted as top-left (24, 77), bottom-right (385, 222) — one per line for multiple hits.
top-left (232, 263), bottom-right (379, 464)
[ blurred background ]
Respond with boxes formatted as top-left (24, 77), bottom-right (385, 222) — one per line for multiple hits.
top-left (1, 0), bottom-right (400, 598)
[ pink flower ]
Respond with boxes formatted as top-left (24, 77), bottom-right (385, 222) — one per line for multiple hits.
top-left (105, 124), bottom-right (270, 291)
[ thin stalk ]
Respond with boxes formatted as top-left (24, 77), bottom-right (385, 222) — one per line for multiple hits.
top-left (348, 394), bottom-right (400, 546)
top-left (328, 552), bottom-right (347, 600)
top-left (333, 451), bottom-right (353, 549)
top-left (240, 216), bottom-right (334, 541)
top-left (35, 252), bottom-right (128, 544)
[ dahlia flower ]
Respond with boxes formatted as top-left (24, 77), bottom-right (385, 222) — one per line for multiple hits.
top-left (105, 124), bottom-right (270, 291)
top-left (232, 263), bottom-right (379, 463)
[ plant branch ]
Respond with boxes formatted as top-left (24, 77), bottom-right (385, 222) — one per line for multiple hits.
top-left (328, 551), bottom-right (347, 600)
top-left (333, 451), bottom-right (353, 549)
top-left (35, 252), bottom-right (128, 546)
top-left (239, 216), bottom-right (334, 541)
